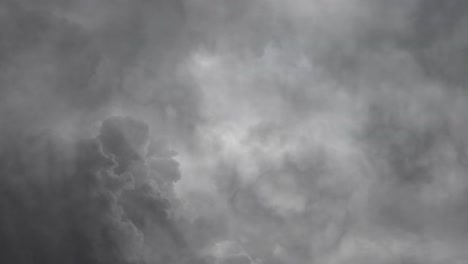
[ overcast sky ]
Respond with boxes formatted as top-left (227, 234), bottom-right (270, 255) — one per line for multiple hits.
top-left (1, 1), bottom-right (468, 264)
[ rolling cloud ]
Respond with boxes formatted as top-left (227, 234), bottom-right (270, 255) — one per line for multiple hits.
top-left (0, 0), bottom-right (468, 264)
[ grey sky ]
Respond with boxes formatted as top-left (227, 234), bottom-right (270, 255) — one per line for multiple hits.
top-left (0, 1), bottom-right (467, 264)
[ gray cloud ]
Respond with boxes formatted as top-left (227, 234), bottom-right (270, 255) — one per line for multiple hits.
top-left (0, 116), bottom-right (201, 263)
top-left (2, 0), bottom-right (468, 264)
top-left (0, 1), bottom-right (205, 263)
top-left (175, 0), bottom-right (468, 263)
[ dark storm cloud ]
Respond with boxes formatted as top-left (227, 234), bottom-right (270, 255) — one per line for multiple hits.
top-left (0, 0), bottom-right (201, 142)
top-left (0, 1), bottom-right (207, 263)
top-left (0, 116), bottom-right (201, 264)
top-left (3, 0), bottom-right (468, 264)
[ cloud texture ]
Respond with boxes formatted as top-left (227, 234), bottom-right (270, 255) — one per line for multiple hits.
top-left (1, 0), bottom-right (468, 263)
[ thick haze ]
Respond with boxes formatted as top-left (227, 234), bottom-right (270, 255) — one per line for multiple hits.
top-left (1, 0), bottom-right (468, 263)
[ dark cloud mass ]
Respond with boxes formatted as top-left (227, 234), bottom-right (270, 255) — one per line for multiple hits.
top-left (0, 116), bottom-right (191, 263)
top-left (1, 0), bottom-right (468, 264)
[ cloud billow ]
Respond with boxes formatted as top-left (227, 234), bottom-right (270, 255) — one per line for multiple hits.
top-left (2, 0), bottom-right (468, 264)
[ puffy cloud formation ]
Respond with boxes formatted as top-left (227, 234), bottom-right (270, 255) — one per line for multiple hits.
top-left (176, 1), bottom-right (468, 263)
top-left (0, 115), bottom-right (197, 263)
top-left (2, 0), bottom-right (468, 264)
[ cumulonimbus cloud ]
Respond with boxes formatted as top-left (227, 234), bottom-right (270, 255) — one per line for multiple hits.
top-left (2, 1), bottom-right (468, 264)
